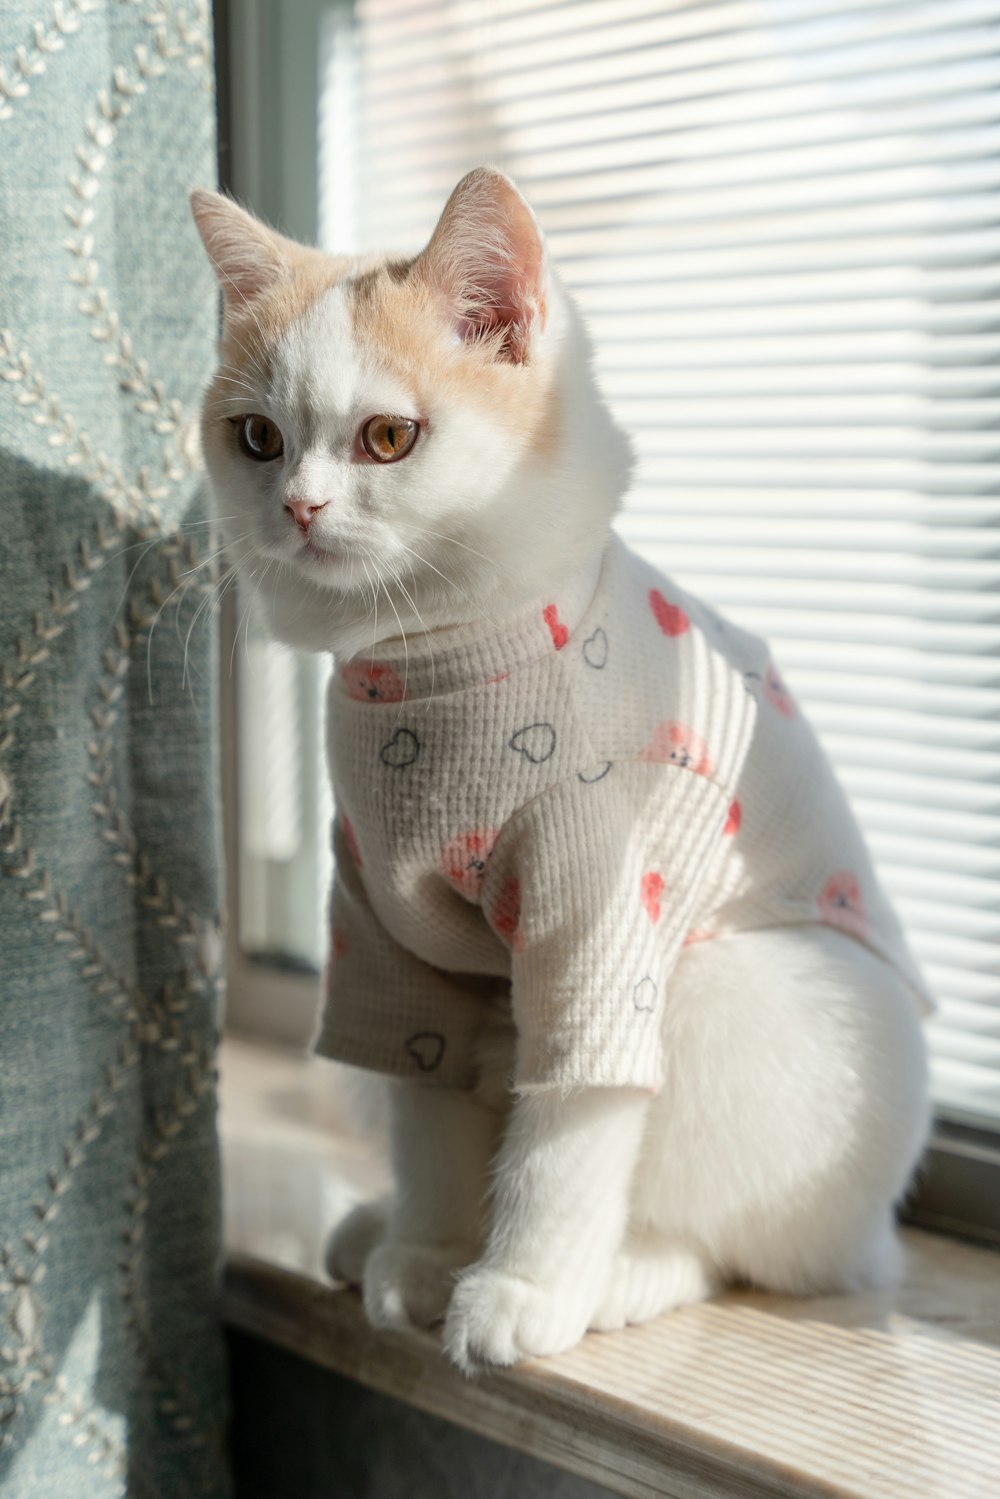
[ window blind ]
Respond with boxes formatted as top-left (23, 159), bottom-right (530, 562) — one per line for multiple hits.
top-left (319, 0), bottom-right (1000, 1123)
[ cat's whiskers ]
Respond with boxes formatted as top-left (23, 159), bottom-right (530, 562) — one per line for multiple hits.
top-left (230, 578), bottom-right (257, 684)
top-left (106, 515), bottom-right (241, 571)
top-left (145, 531), bottom-right (257, 700)
top-left (360, 556), bottom-right (380, 659)
top-left (228, 328), bottom-right (271, 381)
top-left (212, 562), bottom-right (244, 631)
top-left (169, 529), bottom-right (260, 652)
top-left (171, 549), bottom-right (225, 661)
top-left (209, 387), bottom-right (256, 408)
top-left (245, 559), bottom-right (276, 677)
top-left (223, 336), bottom-right (274, 408)
top-left (384, 558), bottom-right (437, 705)
top-left (377, 574), bottom-right (410, 705)
top-left (114, 532), bottom-right (182, 620)
top-left (213, 371), bottom-right (259, 393)
top-left (394, 540), bottom-right (461, 596)
top-left (407, 524), bottom-right (496, 570)
top-left (206, 396), bottom-right (260, 420)
top-left (271, 558), bottom-right (306, 647)
top-left (206, 374), bottom-right (265, 411)
top-left (182, 580), bottom-right (220, 692)
top-left (109, 516), bottom-right (239, 620)
top-left (181, 547), bottom-right (251, 692)
top-left (173, 536), bottom-right (241, 588)
top-left (230, 556), bottom-right (272, 682)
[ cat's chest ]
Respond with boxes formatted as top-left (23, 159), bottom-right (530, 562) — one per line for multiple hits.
top-left (325, 665), bottom-right (588, 953)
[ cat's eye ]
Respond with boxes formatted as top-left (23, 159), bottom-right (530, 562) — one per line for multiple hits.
top-left (235, 414), bottom-right (284, 462)
top-left (361, 415), bottom-right (419, 463)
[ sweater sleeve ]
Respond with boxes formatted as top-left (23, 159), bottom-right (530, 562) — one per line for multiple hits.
top-left (480, 758), bottom-right (743, 1093)
top-left (313, 818), bottom-right (496, 1087)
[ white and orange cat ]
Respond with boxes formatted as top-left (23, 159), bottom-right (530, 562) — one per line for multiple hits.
top-left (192, 170), bottom-right (931, 1372)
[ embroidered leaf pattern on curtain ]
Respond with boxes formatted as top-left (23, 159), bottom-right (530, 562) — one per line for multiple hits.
top-left (0, 4), bottom-right (230, 1495)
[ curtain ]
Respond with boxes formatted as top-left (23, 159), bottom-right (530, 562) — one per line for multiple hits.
top-left (0, 4), bottom-right (230, 1495)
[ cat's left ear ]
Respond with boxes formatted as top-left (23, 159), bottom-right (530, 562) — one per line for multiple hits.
top-left (190, 189), bottom-right (291, 310)
top-left (416, 168), bottom-right (548, 365)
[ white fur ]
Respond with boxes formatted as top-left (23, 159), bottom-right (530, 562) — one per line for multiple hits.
top-left (328, 925), bottom-right (928, 1371)
top-left (195, 172), bottom-right (931, 1372)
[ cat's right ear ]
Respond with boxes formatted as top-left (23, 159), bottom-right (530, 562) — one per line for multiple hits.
top-left (416, 168), bottom-right (548, 365)
top-left (190, 190), bottom-right (290, 311)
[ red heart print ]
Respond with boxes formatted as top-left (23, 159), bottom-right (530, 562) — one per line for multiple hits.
top-left (649, 589), bottom-right (689, 637)
top-left (641, 871), bottom-right (665, 924)
top-left (491, 877), bottom-right (524, 952)
top-left (332, 929), bottom-right (347, 961)
top-left (440, 829), bottom-right (500, 900)
top-left (639, 721), bottom-right (714, 778)
top-left (818, 871), bottom-right (867, 940)
top-left (543, 604), bottom-right (569, 650)
top-left (340, 659), bottom-right (406, 703)
top-left (724, 800), bottom-right (741, 836)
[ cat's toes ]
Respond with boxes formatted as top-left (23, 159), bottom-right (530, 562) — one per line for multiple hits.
top-left (325, 1199), bottom-right (389, 1285)
top-left (363, 1240), bottom-right (471, 1330)
top-left (443, 1266), bottom-right (591, 1373)
top-left (590, 1239), bottom-right (717, 1332)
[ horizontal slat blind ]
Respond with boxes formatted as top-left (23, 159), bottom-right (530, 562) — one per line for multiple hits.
top-left (322, 0), bottom-right (1000, 1123)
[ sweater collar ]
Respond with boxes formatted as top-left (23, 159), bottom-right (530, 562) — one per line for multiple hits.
top-left (335, 542), bottom-right (609, 703)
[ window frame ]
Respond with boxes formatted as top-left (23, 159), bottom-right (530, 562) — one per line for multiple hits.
top-left (214, 0), bottom-right (329, 1048)
top-left (212, 0), bottom-right (1000, 1246)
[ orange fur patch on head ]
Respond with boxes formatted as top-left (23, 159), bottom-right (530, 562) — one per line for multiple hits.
top-left (345, 169), bottom-right (558, 447)
top-left (347, 257), bottom-right (560, 451)
top-left (216, 243), bottom-right (347, 385)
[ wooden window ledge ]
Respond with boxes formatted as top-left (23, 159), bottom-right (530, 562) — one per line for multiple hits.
top-left (220, 1035), bottom-right (1000, 1499)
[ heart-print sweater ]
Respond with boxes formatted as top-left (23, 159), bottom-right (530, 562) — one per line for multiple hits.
top-left (316, 532), bottom-right (932, 1092)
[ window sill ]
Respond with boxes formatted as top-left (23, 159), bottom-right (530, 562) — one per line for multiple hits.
top-left (220, 1034), bottom-right (1000, 1499)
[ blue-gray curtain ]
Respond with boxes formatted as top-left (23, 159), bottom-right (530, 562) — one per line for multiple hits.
top-left (0, 3), bottom-right (230, 1495)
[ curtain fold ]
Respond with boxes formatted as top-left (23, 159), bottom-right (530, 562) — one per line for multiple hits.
top-left (0, 4), bottom-right (230, 1495)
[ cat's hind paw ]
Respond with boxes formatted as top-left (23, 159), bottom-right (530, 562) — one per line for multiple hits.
top-left (443, 1266), bottom-right (592, 1373)
top-left (590, 1238), bottom-right (718, 1331)
top-left (325, 1198), bottom-right (388, 1285)
top-left (363, 1240), bottom-right (472, 1331)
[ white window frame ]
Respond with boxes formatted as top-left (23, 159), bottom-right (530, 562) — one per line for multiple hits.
top-left (215, 0), bottom-right (331, 1048)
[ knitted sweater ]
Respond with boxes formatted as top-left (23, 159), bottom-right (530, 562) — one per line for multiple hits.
top-left (315, 533), bottom-right (932, 1092)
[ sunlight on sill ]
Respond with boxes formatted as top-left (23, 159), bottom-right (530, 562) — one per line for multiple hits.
top-left (219, 1033), bottom-right (1000, 1499)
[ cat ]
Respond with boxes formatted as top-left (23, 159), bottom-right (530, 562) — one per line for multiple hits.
top-left (192, 169), bottom-right (932, 1373)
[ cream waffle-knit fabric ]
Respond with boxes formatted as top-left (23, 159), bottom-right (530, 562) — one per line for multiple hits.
top-left (316, 533), bottom-right (932, 1092)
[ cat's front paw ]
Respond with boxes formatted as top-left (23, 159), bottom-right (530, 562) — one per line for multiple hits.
top-left (443, 1265), bottom-right (591, 1373)
top-left (363, 1240), bottom-right (472, 1330)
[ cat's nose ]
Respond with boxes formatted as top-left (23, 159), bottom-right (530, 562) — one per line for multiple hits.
top-left (285, 496), bottom-right (328, 533)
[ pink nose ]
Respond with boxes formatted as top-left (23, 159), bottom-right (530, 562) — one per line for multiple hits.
top-left (286, 497), bottom-right (328, 533)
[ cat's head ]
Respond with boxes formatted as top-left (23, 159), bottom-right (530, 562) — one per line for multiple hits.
top-left (191, 169), bottom-right (632, 656)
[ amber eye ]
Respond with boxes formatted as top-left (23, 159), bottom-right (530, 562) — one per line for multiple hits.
top-left (236, 414), bottom-right (284, 461)
top-left (361, 415), bottom-right (419, 463)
